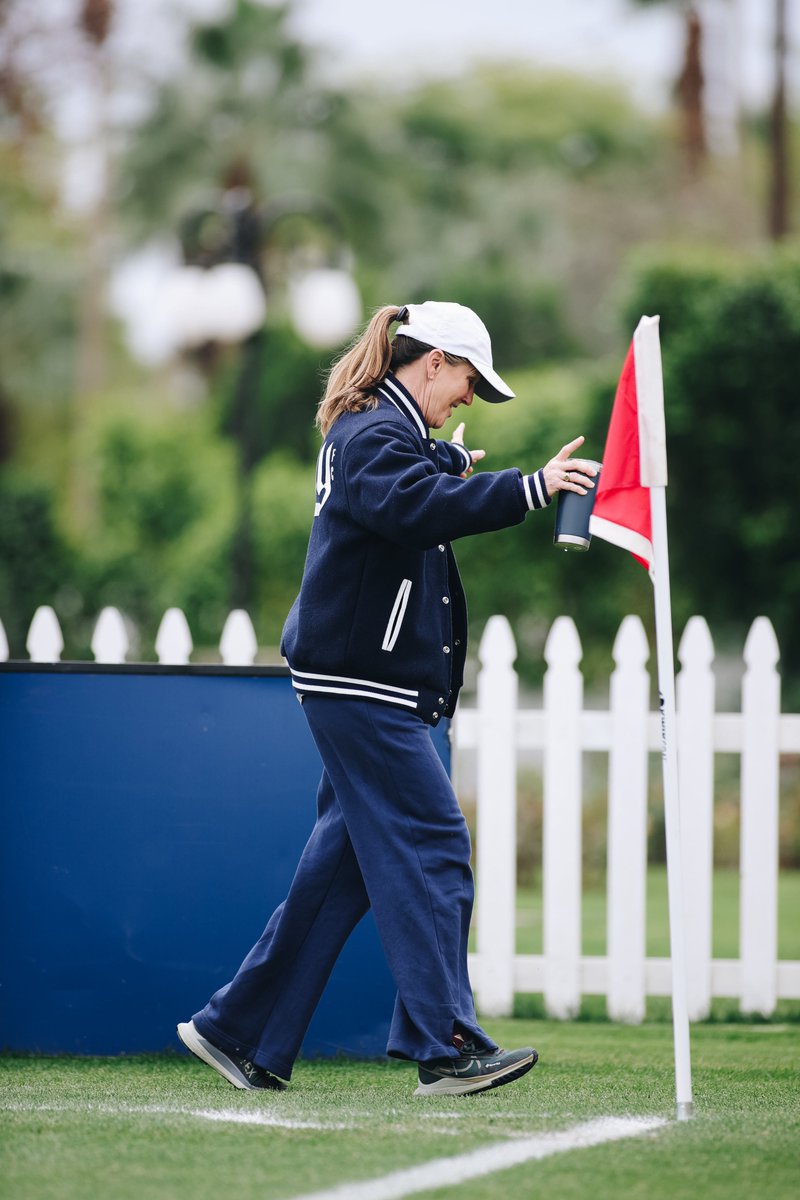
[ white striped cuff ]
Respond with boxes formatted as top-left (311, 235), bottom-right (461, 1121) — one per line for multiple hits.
top-left (523, 469), bottom-right (551, 511)
top-left (457, 444), bottom-right (473, 474)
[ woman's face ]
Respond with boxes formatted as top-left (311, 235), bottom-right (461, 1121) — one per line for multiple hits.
top-left (420, 356), bottom-right (479, 429)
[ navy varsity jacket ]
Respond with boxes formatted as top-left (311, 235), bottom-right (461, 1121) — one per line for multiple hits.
top-left (280, 373), bottom-right (552, 726)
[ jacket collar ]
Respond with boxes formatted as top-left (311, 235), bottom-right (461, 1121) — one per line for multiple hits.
top-left (377, 373), bottom-right (429, 442)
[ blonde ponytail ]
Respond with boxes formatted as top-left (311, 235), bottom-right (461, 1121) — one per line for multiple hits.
top-left (316, 305), bottom-right (405, 436)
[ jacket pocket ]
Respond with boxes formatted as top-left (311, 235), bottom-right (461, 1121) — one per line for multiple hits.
top-left (381, 579), bottom-right (412, 652)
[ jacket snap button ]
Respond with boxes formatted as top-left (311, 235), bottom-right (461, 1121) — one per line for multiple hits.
top-left (438, 697), bottom-right (445, 705)
top-left (442, 596), bottom-right (449, 604)
top-left (438, 544), bottom-right (445, 552)
top-left (443, 646), bottom-right (450, 654)
top-left (430, 441), bottom-right (436, 450)
top-left (432, 711), bottom-right (439, 719)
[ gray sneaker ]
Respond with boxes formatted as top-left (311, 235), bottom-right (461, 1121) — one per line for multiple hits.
top-left (177, 1020), bottom-right (287, 1091)
top-left (414, 1038), bottom-right (537, 1097)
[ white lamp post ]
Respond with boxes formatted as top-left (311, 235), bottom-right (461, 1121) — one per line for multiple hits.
top-left (287, 266), bottom-right (362, 349)
top-left (161, 261), bottom-right (268, 349)
top-left (112, 220), bottom-right (360, 361)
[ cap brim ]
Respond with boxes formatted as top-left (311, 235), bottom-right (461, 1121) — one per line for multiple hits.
top-left (472, 362), bottom-right (515, 404)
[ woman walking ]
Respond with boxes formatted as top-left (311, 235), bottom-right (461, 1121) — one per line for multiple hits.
top-left (179, 301), bottom-right (597, 1096)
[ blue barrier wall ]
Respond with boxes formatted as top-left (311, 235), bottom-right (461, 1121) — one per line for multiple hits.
top-left (0, 665), bottom-right (450, 1058)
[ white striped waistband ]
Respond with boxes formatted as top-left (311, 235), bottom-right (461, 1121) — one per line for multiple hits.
top-left (290, 669), bottom-right (419, 710)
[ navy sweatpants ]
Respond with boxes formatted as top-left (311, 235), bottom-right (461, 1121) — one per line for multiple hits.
top-left (192, 695), bottom-right (497, 1080)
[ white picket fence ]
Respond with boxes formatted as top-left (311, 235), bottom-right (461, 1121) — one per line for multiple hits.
top-left (5, 604), bottom-right (800, 1024)
top-left (458, 614), bottom-right (800, 1023)
top-left (1, 604), bottom-right (260, 666)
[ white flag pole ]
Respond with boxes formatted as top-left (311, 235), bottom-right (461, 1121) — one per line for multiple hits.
top-left (633, 316), bottom-right (695, 1121)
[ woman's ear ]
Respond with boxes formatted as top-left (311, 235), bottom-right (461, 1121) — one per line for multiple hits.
top-left (427, 349), bottom-right (444, 378)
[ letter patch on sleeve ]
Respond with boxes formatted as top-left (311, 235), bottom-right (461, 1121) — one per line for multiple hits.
top-left (314, 442), bottom-right (336, 516)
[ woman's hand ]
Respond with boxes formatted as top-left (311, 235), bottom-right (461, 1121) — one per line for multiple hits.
top-left (452, 422), bottom-right (485, 477)
top-left (542, 436), bottom-right (599, 498)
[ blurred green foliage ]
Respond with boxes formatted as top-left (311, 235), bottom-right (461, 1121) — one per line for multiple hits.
top-left (73, 409), bottom-right (238, 657)
top-left (610, 247), bottom-right (800, 695)
top-left (0, 0), bottom-right (797, 705)
top-left (0, 143), bottom-right (79, 448)
top-left (215, 325), bottom-right (327, 465)
top-left (120, 0), bottom-right (329, 236)
top-left (250, 452), bottom-right (315, 645)
top-left (0, 472), bottom-right (73, 653)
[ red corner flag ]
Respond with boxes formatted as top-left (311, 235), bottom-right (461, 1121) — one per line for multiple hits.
top-left (588, 315), bottom-right (695, 1123)
top-left (589, 316), bottom-right (667, 578)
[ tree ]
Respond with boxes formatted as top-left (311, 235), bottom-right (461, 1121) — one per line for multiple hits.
top-left (73, 0), bottom-right (116, 398)
top-left (323, 65), bottom-right (667, 356)
top-left (769, 0), bottom-right (791, 240)
top-left (0, 3), bottom-right (84, 462)
top-left (630, 1), bottom-right (707, 174)
top-left (120, 1), bottom-right (336, 236)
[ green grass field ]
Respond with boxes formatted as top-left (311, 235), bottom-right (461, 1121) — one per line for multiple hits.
top-left (3, 871), bottom-right (797, 1198)
top-left (515, 867), bottom-right (800, 959)
top-left (2, 1019), bottom-right (798, 1200)
top-left (511, 868), bottom-right (800, 1021)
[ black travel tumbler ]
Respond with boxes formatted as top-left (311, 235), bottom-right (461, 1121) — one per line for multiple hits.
top-left (553, 462), bottom-right (602, 551)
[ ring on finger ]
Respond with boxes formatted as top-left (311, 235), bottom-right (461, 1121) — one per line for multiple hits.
top-left (563, 471), bottom-right (570, 483)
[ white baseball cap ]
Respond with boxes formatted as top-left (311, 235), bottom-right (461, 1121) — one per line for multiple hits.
top-left (395, 301), bottom-right (515, 404)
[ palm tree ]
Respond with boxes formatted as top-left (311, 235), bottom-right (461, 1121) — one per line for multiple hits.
top-left (634, 1), bottom-right (792, 236)
top-left (631, 0), bottom-right (707, 173)
top-left (74, 0), bottom-right (115, 398)
top-left (768, 0), bottom-right (790, 239)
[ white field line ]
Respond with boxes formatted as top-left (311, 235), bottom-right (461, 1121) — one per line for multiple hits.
top-left (196, 1106), bottom-right (391, 1127)
top-left (190, 1108), bottom-right (352, 1130)
top-left (3, 1102), bottom-right (348, 1131)
top-left (286, 1116), bottom-right (668, 1200)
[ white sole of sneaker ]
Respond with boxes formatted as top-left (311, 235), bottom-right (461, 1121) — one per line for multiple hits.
top-left (177, 1020), bottom-right (255, 1090)
top-left (414, 1052), bottom-right (537, 1097)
